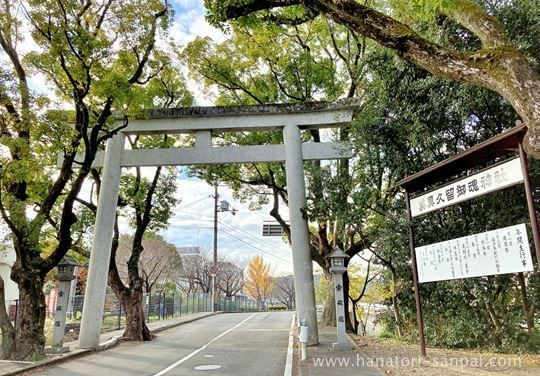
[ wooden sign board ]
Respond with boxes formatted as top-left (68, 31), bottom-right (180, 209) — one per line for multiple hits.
top-left (411, 158), bottom-right (523, 217)
top-left (416, 223), bottom-right (534, 283)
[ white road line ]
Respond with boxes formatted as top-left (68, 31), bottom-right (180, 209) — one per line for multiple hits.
top-left (248, 329), bottom-right (289, 332)
top-left (151, 314), bottom-right (257, 376)
top-left (283, 313), bottom-right (296, 376)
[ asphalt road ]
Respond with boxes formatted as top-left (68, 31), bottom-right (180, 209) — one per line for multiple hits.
top-left (27, 312), bottom-right (295, 376)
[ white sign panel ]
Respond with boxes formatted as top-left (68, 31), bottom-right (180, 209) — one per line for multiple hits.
top-left (411, 158), bottom-right (523, 217)
top-left (416, 223), bottom-right (534, 283)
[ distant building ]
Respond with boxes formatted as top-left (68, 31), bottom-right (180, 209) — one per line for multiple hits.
top-left (0, 243), bottom-right (18, 310)
top-left (0, 222), bottom-right (18, 311)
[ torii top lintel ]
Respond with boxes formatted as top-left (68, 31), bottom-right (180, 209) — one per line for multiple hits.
top-left (396, 124), bottom-right (527, 193)
top-left (114, 100), bottom-right (356, 135)
top-left (64, 101), bottom-right (356, 169)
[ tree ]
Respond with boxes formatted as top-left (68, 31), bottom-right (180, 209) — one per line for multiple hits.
top-left (177, 248), bottom-right (216, 295)
top-left (244, 255), bottom-right (274, 308)
top-left (176, 249), bottom-right (245, 297)
top-left (78, 140), bottom-right (181, 341)
top-left (110, 164), bottom-right (178, 341)
top-left (273, 275), bottom-right (295, 309)
top-left (218, 260), bottom-right (245, 297)
top-left (347, 258), bottom-right (378, 334)
top-left (347, 45), bottom-right (540, 350)
top-left (0, 0), bottom-right (170, 360)
top-left (65, 56), bottom-right (190, 342)
top-left (206, 0), bottom-right (540, 157)
top-left (115, 235), bottom-right (181, 294)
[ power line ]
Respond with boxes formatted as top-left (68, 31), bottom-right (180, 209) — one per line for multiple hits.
top-left (171, 211), bottom-right (292, 258)
top-left (166, 225), bottom-right (213, 229)
top-left (174, 196), bottom-right (208, 209)
top-left (164, 224), bottom-right (289, 263)
top-left (174, 212), bottom-right (288, 251)
top-left (216, 219), bottom-right (291, 257)
top-left (217, 227), bottom-right (290, 264)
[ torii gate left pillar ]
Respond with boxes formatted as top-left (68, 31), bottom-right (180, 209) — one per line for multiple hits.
top-left (74, 103), bottom-right (353, 349)
top-left (79, 133), bottom-right (125, 349)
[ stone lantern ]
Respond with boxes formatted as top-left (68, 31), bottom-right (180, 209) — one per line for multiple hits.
top-left (328, 247), bottom-right (353, 351)
top-left (46, 256), bottom-right (78, 354)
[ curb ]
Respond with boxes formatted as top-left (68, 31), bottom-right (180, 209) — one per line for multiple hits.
top-left (2, 312), bottom-right (219, 376)
top-left (97, 335), bottom-right (122, 351)
top-left (3, 349), bottom-right (94, 376)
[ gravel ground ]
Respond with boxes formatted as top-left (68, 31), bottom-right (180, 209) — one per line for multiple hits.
top-left (351, 335), bottom-right (540, 376)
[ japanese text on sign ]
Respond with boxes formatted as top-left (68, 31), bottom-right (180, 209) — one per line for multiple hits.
top-left (416, 223), bottom-right (533, 283)
top-left (410, 158), bottom-right (523, 217)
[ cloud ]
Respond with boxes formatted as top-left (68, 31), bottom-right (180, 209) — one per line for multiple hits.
top-left (171, 2), bottom-right (226, 47)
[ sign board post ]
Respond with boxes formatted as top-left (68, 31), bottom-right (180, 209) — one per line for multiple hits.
top-left (405, 191), bottom-right (426, 357)
top-left (519, 143), bottom-right (540, 263)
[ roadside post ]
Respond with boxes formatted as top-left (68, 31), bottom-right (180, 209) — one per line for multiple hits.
top-left (328, 247), bottom-right (353, 351)
top-left (298, 318), bottom-right (309, 360)
top-left (209, 264), bottom-right (218, 312)
top-left (46, 256), bottom-right (78, 354)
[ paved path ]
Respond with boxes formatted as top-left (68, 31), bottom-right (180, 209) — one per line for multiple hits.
top-left (24, 311), bottom-right (295, 376)
top-left (0, 312), bottom-right (217, 376)
top-left (300, 326), bottom-right (382, 376)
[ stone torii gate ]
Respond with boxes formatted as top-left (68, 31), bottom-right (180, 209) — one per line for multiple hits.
top-left (76, 102), bottom-right (353, 349)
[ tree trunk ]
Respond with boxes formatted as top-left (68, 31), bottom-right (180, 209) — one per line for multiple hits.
top-left (119, 288), bottom-right (152, 341)
top-left (485, 302), bottom-right (502, 330)
top-left (0, 276), bottom-right (14, 359)
top-left (390, 272), bottom-right (404, 337)
top-left (109, 251), bottom-right (152, 341)
top-left (320, 271), bottom-right (336, 326)
top-left (517, 273), bottom-right (536, 332)
top-left (10, 265), bottom-right (46, 361)
top-left (349, 298), bottom-right (360, 334)
top-left (342, 270), bottom-right (356, 333)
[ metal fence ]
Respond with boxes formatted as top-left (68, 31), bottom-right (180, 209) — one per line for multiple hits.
top-left (54, 292), bottom-right (260, 334)
top-left (6, 293), bottom-right (268, 341)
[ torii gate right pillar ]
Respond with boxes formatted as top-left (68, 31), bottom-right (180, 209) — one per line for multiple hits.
top-left (283, 123), bottom-right (319, 345)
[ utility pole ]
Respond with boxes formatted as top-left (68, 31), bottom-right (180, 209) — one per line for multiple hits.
top-left (212, 182), bottom-right (218, 312)
top-left (211, 182), bottom-right (237, 312)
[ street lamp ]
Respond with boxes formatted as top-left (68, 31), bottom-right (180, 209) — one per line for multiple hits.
top-left (211, 182), bottom-right (237, 312)
top-left (46, 256), bottom-right (78, 354)
top-left (328, 246), bottom-right (353, 351)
